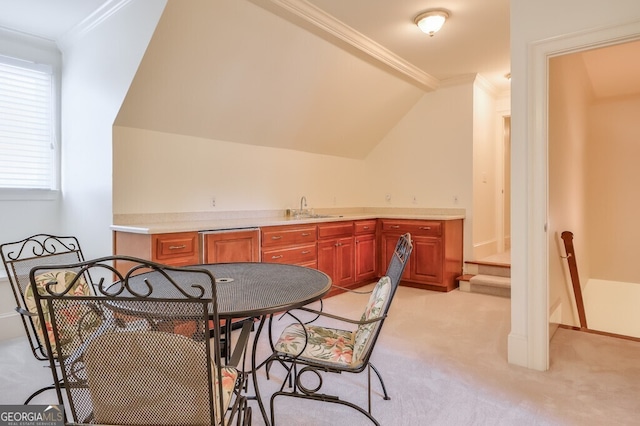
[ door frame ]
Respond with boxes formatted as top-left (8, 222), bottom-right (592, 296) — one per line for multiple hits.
top-left (513, 19), bottom-right (640, 371)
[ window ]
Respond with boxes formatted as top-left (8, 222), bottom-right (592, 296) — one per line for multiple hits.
top-left (0, 55), bottom-right (56, 192)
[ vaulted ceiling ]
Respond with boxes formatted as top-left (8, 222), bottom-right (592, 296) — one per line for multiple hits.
top-left (115, 0), bottom-right (431, 159)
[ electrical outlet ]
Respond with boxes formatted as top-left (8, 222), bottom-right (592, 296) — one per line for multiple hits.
top-left (453, 195), bottom-right (458, 204)
top-left (412, 195), bottom-right (417, 204)
top-left (211, 197), bottom-right (216, 207)
top-left (385, 194), bottom-right (391, 203)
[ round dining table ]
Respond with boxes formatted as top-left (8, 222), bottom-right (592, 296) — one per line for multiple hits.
top-left (113, 261), bottom-right (332, 426)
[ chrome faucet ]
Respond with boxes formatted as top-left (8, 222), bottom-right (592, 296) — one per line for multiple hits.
top-left (300, 196), bottom-right (307, 214)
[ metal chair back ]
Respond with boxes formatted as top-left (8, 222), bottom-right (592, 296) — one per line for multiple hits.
top-left (31, 255), bottom-right (249, 425)
top-left (1, 234), bottom-right (86, 361)
top-left (355, 232), bottom-right (413, 368)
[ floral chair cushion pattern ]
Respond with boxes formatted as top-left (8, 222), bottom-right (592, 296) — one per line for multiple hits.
top-left (352, 275), bottom-right (391, 363)
top-left (274, 276), bottom-right (391, 369)
top-left (24, 270), bottom-right (96, 357)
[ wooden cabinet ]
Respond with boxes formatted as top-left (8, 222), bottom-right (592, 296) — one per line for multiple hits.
top-left (260, 224), bottom-right (317, 267)
top-left (114, 216), bottom-right (463, 293)
top-left (317, 222), bottom-right (355, 288)
top-left (113, 231), bottom-right (200, 275)
top-left (354, 220), bottom-right (377, 282)
top-left (380, 219), bottom-right (463, 292)
top-left (201, 229), bottom-right (260, 263)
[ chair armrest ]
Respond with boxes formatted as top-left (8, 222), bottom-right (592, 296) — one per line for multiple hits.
top-left (15, 306), bottom-right (36, 317)
top-left (293, 306), bottom-right (387, 326)
top-left (328, 284), bottom-right (373, 295)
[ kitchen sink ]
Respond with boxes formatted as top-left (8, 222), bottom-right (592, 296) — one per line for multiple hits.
top-left (291, 213), bottom-right (337, 219)
top-left (306, 214), bottom-right (335, 218)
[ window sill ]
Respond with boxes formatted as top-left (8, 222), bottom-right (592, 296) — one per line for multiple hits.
top-left (0, 188), bottom-right (60, 201)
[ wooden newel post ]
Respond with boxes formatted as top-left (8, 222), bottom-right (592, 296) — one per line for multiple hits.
top-left (561, 231), bottom-right (588, 329)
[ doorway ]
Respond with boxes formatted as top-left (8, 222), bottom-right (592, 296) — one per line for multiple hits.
top-left (549, 39), bottom-right (640, 338)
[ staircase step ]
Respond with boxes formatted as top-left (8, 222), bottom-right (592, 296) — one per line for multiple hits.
top-left (465, 261), bottom-right (510, 277)
top-left (467, 274), bottom-right (511, 298)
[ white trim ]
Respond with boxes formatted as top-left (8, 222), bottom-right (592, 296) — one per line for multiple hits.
top-left (267, 0), bottom-right (440, 91)
top-left (518, 18), bottom-right (640, 371)
top-left (0, 189), bottom-right (59, 201)
top-left (57, 0), bottom-right (134, 51)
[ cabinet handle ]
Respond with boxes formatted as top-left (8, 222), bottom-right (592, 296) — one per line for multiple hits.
top-left (419, 226), bottom-right (432, 230)
top-left (390, 225), bottom-right (400, 229)
top-left (363, 226), bottom-right (369, 230)
top-left (301, 250), bottom-right (311, 254)
top-left (301, 233), bottom-right (310, 237)
top-left (168, 245), bottom-right (186, 250)
top-left (335, 242), bottom-right (342, 247)
top-left (271, 236), bottom-right (282, 240)
top-left (271, 255), bottom-right (284, 259)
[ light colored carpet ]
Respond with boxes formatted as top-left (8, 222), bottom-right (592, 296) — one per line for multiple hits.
top-left (1, 285), bottom-right (639, 425)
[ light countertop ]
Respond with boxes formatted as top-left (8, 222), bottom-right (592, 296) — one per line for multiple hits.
top-left (111, 208), bottom-right (465, 235)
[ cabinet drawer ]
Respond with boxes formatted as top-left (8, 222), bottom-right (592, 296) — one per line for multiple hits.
top-left (354, 220), bottom-right (376, 234)
top-left (381, 220), bottom-right (442, 236)
top-left (262, 244), bottom-right (317, 264)
top-left (152, 232), bottom-right (199, 263)
top-left (318, 222), bottom-right (353, 239)
top-left (261, 225), bottom-right (317, 247)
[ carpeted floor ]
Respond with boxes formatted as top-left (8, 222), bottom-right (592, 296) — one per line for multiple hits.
top-left (1, 285), bottom-right (639, 425)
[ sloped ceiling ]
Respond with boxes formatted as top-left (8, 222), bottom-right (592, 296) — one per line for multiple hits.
top-left (581, 39), bottom-right (640, 99)
top-left (114, 0), bottom-right (425, 159)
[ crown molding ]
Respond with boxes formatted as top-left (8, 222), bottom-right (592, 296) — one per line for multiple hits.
top-left (0, 25), bottom-right (58, 49)
top-left (268, 0), bottom-right (440, 91)
top-left (57, 0), bottom-right (134, 52)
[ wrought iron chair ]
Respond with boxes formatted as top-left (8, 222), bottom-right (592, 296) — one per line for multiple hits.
top-left (0, 234), bottom-right (90, 404)
top-left (268, 233), bottom-right (413, 425)
top-left (31, 255), bottom-right (252, 425)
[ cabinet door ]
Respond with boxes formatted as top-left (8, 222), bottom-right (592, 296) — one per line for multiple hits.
top-left (317, 239), bottom-right (336, 278)
top-left (152, 232), bottom-right (200, 266)
top-left (411, 236), bottom-right (443, 284)
top-left (203, 230), bottom-right (259, 263)
top-left (381, 233), bottom-right (411, 281)
top-left (355, 233), bottom-right (377, 282)
top-left (335, 237), bottom-right (354, 286)
top-left (317, 237), bottom-right (354, 287)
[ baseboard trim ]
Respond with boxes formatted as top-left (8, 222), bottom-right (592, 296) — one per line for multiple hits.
top-left (557, 324), bottom-right (640, 343)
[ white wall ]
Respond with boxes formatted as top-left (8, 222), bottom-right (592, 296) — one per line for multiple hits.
top-left (364, 82), bottom-right (475, 260)
top-left (114, 80), bottom-right (479, 261)
top-left (510, 0), bottom-right (640, 370)
top-left (59, 0), bottom-right (167, 260)
top-left (587, 95), bottom-right (640, 283)
top-left (112, 126), bottom-right (367, 214)
top-left (548, 52), bottom-right (593, 327)
top-left (472, 79), bottom-right (499, 259)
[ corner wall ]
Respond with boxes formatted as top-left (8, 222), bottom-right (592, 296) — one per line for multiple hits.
top-left (59, 0), bottom-right (167, 260)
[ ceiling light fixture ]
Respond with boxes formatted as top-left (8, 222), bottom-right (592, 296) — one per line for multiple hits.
top-left (415, 9), bottom-right (449, 37)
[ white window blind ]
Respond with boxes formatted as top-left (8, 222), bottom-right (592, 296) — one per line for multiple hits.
top-left (0, 55), bottom-right (55, 190)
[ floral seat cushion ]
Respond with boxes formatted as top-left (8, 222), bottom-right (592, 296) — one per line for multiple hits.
top-left (24, 270), bottom-right (97, 357)
top-left (275, 323), bottom-right (356, 367)
top-left (275, 276), bottom-right (391, 368)
top-left (85, 330), bottom-right (238, 425)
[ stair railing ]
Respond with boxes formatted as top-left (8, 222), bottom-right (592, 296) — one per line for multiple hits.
top-left (560, 231), bottom-right (588, 329)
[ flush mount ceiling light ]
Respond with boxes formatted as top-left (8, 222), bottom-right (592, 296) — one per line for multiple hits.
top-left (414, 9), bottom-right (449, 37)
